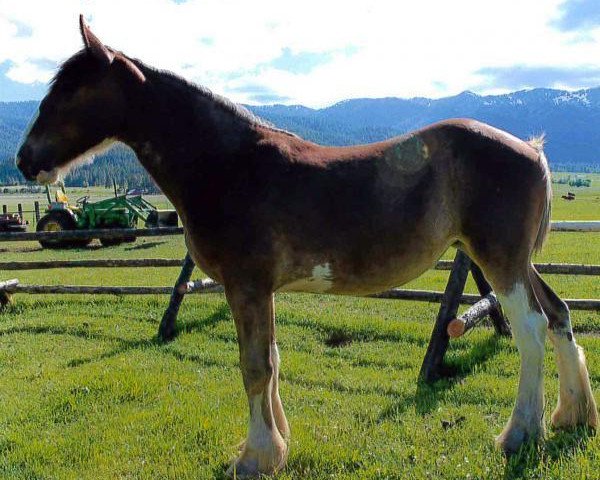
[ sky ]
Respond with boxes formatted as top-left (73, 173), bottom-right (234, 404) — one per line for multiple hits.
top-left (0, 0), bottom-right (599, 107)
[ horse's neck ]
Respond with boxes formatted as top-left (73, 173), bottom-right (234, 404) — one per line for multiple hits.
top-left (120, 70), bottom-right (257, 210)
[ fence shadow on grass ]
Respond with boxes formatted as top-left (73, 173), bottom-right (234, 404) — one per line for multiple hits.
top-left (124, 240), bottom-right (166, 251)
top-left (414, 333), bottom-right (504, 415)
top-left (164, 303), bottom-right (231, 341)
top-left (376, 333), bottom-right (504, 422)
top-left (0, 302), bottom-right (232, 370)
top-left (72, 303), bottom-right (231, 368)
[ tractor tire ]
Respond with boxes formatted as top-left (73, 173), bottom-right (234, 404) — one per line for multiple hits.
top-left (99, 225), bottom-right (136, 247)
top-left (37, 211), bottom-right (89, 249)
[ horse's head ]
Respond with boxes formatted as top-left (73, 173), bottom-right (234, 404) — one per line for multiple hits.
top-left (16, 15), bottom-right (146, 184)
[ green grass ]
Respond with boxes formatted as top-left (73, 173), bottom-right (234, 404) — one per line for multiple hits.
top-left (1, 295), bottom-right (600, 479)
top-left (551, 173), bottom-right (600, 221)
top-left (0, 179), bottom-right (599, 479)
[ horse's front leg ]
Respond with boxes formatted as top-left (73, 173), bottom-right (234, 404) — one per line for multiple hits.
top-left (225, 284), bottom-right (288, 478)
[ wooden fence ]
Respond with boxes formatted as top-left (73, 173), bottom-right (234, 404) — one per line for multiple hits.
top-left (1, 220), bottom-right (598, 382)
top-left (0, 221), bottom-right (598, 311)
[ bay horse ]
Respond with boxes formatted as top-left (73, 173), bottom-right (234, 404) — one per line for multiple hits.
top-left (16, 16), bottom-right (597, 477)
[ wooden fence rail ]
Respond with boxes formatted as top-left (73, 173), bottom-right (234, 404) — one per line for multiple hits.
top-left (551, 221), bottom-right (600, 232)
top-left (0, 226), bottom-right (183, 242)
top-left (0, 259), bottom-right (184, 270)
top-left (0, 221), bottom-right (597, 243)
top-left (1, 258), bottom-right (598, 275)
top-left (1, 278), bottom-right (598, 311)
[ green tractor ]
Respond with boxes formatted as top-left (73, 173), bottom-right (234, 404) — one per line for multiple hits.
top-left (37, 186), bottom-right (178, 249)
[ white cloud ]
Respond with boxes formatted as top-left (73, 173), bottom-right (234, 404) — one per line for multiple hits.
top-left (0, 0), bottom-right (599, 106)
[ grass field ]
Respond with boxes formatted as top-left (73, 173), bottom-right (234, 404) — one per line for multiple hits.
top-left (0, 177), bottom-right (599, 479)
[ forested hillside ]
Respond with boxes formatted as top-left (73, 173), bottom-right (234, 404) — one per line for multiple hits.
top-left (1, 86), bottom-right (599, 187)
top-left (0, 101), bottom-right (154, 189)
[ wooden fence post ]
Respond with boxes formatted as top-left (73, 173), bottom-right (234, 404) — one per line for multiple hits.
top-left (2, 205), bottom-right (6, 214)
top-left (419, 249), bottom-right (471, 383)
top-left (34, 201), bottom-right (41, 223)
top-left (17, 204), bottom-right (23, 220)
top-left (158, 252), bottom-right (195, 340)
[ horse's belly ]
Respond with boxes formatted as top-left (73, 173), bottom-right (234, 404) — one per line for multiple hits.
top-left (276, 255), bottom-right (436, 296)
top-left (278, 263), bottom-right (336, 293)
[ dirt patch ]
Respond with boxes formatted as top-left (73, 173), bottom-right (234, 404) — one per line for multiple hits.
top-left (324, 330), bottom-right (353, 348)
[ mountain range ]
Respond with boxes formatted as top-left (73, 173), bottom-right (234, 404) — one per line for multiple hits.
top-left (1, 86), bottom-right (599, 186)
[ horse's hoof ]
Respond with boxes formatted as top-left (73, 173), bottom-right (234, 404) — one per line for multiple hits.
top-left (552, 400), bottom-right (599, 430)
top-left (495, 421), bottom-right (543, 456)
top-left (496, 426), bottom-right (527, 455)
top-left (226, 441), bottom-right (288, 478)
top-left (226, 457), bottom-right (282, 479)
top-left (226, 460), bottom-right (257, 479)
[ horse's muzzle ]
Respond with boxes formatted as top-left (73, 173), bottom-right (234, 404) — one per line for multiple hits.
top-left (15, 143), bottom-right (38, 181)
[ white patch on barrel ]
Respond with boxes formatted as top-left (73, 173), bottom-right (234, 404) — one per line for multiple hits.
top-left (279, 263), bottom-right (334, 293)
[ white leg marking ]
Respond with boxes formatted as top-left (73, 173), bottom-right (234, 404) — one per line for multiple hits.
top-left (548, 329), bottom-right (598, 428)
top-left (247, 393), bottom-right (273, 452)
top-left (496, 283), bottom-right (547, 453)
top-left (272, 342), bottom-right (280, 369)
top-left (271, 342), bottom-right (290, 440)
top-left (228, 391), bottom-right (287, 478)
top-left (36, 168), bottom-right (61, 185)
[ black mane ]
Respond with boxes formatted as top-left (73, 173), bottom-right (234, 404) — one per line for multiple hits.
top-left (52, 49), bottom-right (297, 138)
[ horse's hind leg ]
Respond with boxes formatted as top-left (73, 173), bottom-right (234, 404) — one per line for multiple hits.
top-left (530, 267), bottom-right (598, 429)
top-left (491, 274), bottom-right (548, 454)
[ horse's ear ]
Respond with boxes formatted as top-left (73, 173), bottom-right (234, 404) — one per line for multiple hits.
top-left (116, 56), bottom-right (147, 83)
top-left (79, 14), bottom-right (114, 66)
